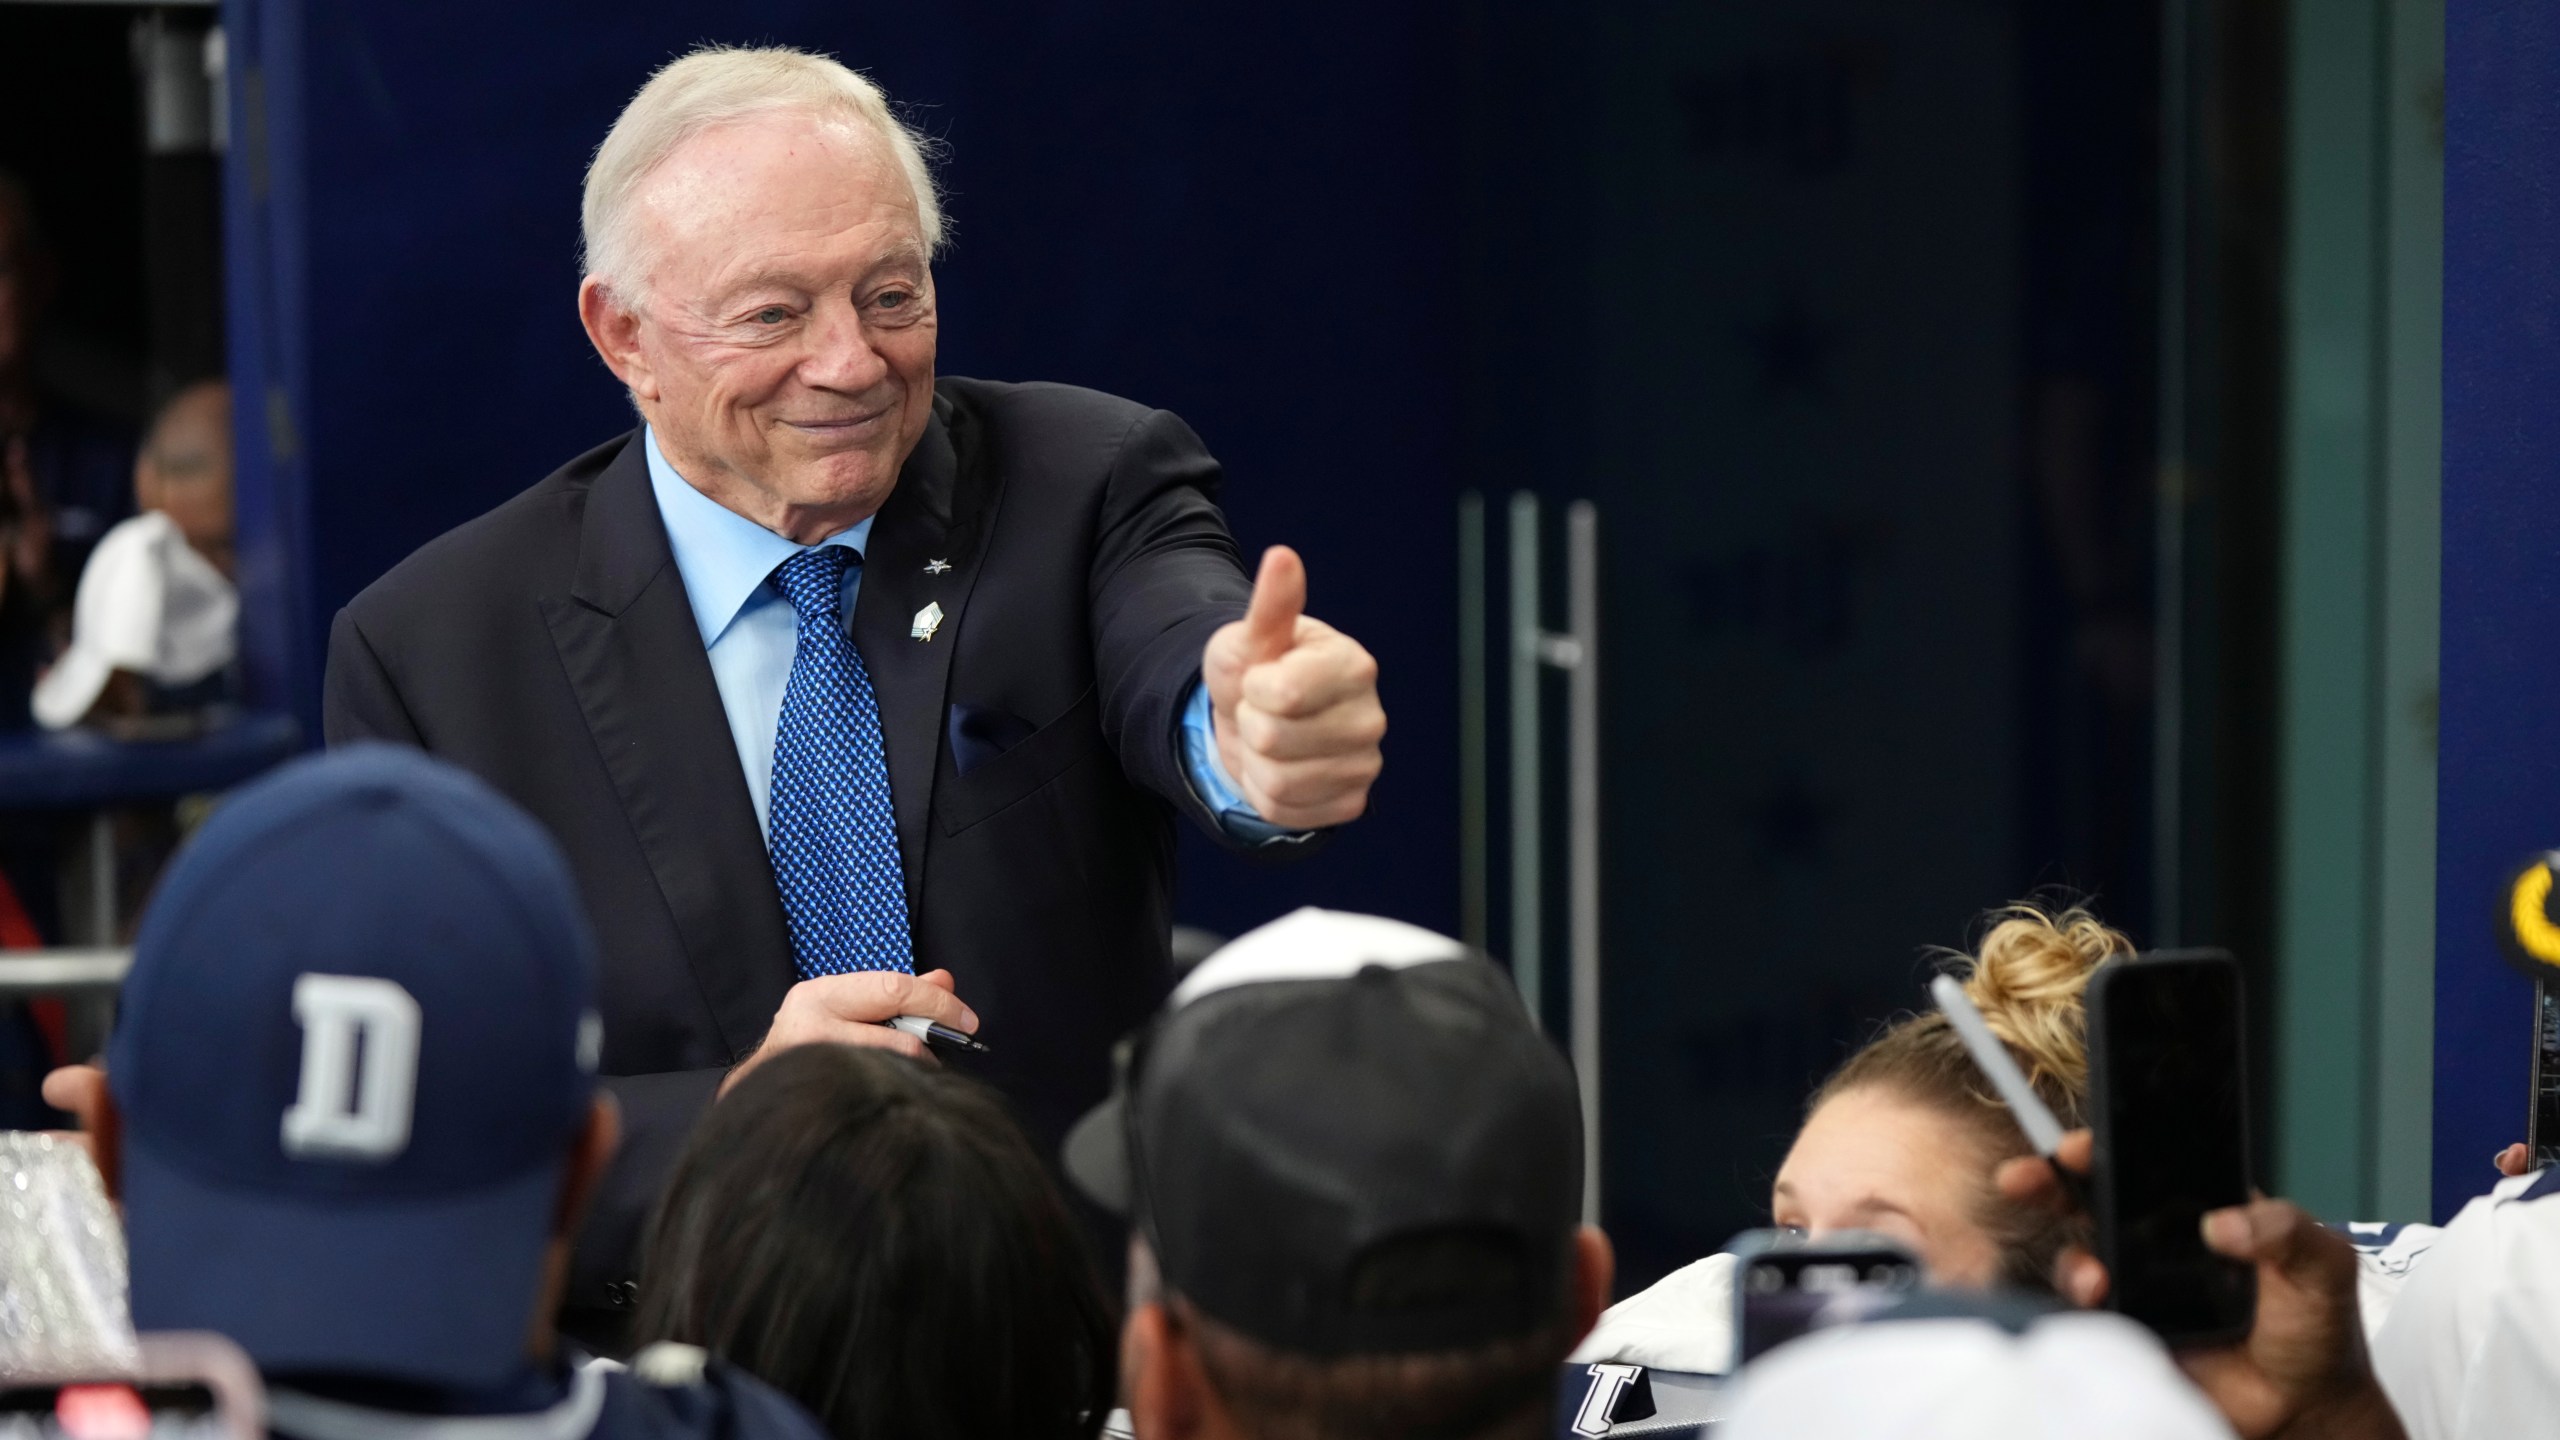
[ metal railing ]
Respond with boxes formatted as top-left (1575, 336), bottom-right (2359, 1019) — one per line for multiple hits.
top-left (1461, 492), bottom-right (1601, 1223)
top-left (0, 948), bottom-right (132, 1066)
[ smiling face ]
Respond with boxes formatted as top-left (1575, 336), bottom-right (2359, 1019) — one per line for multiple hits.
top-left (1769, 1085), bottom-right (2008, 1288)
top-left (581, 109), bottom-right (937, 542)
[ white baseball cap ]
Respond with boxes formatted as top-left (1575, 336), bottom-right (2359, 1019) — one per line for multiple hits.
top-left (33, 511), bottom-right (237, 730)
top-left (1718, 1311), bottom-right (2236, 1440)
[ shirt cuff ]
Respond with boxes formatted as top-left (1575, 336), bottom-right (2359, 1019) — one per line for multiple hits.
top-left (1179, 678), bottom-right (1315, 847)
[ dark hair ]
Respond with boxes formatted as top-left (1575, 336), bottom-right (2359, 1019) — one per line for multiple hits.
top-left (1186, 1308), bottom-right (1572, 1440)
top-left (635, 1045), bottom-right (1115, 1440)
top-left (1129, 1237), bottom-right (1577, 1440)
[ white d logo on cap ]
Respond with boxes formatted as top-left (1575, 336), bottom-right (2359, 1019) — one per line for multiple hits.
top-left (281, 973), bottom-right (422, 1161)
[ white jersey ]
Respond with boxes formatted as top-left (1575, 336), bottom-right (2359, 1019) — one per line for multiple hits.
top-left (2371, 1170), bottom-right (2560, 1440)
top-left (2341, 1219), bottom-right (2443, 1342)
top-left (1576, 1224), bottom-right (2437, 1380)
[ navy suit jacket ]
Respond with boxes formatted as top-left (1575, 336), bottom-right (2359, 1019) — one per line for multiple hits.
top-left (323, 378), bottom-right (1263, 1319)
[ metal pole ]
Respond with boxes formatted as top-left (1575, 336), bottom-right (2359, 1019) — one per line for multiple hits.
top-left (0, 948), bottom-right (134, 1064)
top-left (1459, 494), bottom-right (1489, 952)
top-left (86, 813), bottom-right (116, 946)
top-left (1565, 501), bottom-right (1601, 1223)
top-left (2152, 0), bottom-right (2193, 945)
top-left (1509, 493), bottom-right (1543, 1021)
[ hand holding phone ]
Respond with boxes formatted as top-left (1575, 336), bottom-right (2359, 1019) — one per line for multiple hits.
top-left (1998, 1143), bottom-right (2396, 1440)
top-left (1991, 950), bottom-right (2402, 1440)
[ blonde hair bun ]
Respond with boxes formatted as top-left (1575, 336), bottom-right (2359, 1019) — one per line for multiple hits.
top-left (1952, 903), bottom-right (2134, 1101)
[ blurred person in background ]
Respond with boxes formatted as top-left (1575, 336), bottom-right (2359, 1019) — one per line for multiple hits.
top-left (33, 377), bottom-right (236, 732)
top-left (41, 746), bottom-right (829, 1440)
top-left (0, 169), bottom-right (137, 722)
top-left (1063, 909), bottom-right (1611, 1440)
top-left (636, 1044), bottom-right (1116, 1440)
top-left (322, 45), bottom-right (1388, 1331)
top-left (1571, 903), bottom-right (2130, 1378)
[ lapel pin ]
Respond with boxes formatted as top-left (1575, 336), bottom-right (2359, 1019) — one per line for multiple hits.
top-left (911, 601), bottom-right (945, 642)
top-left (924, 557), bottom-right (952, 575)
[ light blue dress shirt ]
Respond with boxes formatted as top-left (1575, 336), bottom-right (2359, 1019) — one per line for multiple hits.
top-left (642, 429), bottom-right (1294, 843)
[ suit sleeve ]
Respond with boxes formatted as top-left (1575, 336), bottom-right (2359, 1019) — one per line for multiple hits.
top-left (1085, 409), bottom-right (1264, 847)
top-left (322, 607), bottom-right (426, 747)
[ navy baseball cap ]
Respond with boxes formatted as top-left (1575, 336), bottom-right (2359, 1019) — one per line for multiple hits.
top-left (109, 744), bottom-right (601, 1388)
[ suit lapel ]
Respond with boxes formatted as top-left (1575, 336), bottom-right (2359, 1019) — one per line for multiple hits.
top-left (541, 435), bottom-right (795, 1059)
top-left (853, 394), bottom-right (994, 900)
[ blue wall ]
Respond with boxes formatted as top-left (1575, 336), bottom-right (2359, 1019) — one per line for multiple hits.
top-left (2435, 0), bottom-right (2560, 1218)
top-left (221, 1), bottom-right (1465, 940)
top-left (221, 1), bottom-right (2185, 1280)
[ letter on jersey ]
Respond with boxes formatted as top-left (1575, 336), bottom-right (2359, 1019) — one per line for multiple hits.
top-left (281, 974), bottom-right (422, 1161)
top-left (1572, 1363), bottom-right (1645, 1438)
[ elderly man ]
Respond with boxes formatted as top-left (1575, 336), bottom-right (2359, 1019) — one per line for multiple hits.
top-left (319, 47), bottom-right (1386, 1327)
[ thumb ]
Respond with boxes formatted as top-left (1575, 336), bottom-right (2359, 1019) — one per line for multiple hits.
top-left (2202, 1198), bottom-right (2342, 1287)
top-left (1241, 545), bottom-right (1306, 663)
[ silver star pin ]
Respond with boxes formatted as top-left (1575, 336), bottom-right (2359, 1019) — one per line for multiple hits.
top-left (910, 601), bottom-right (945, 642)
top-left (924, 557), bottom-right (952, 575)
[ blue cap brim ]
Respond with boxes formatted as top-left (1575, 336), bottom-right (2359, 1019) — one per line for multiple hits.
top-left (121, 1139), bottom-right (564, 1388)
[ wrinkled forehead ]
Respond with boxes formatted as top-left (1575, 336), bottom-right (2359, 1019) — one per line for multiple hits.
top-left (631, 110), bottom-right (924, 290)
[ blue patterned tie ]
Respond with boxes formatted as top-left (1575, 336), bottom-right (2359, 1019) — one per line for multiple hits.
top-left (766, 546), bottom-right (915, 978)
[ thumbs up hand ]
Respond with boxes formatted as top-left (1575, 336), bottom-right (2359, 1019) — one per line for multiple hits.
top-left (1201, 546), bottom-right (1386, 830)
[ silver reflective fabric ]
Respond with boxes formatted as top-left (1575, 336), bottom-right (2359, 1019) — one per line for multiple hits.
top-left (0, 1131), bottom-right (135, 1375)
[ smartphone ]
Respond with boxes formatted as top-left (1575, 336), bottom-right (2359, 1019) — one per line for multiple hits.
top-left (0, 1335), bottom-right (265, 1440)
top-left (2088, 949), bottom-right (2256, 1346)
top-left (1726, 1229), bottom-right (1922, 1365)
top-left (2530, 981), bottom-right (2560, 1171)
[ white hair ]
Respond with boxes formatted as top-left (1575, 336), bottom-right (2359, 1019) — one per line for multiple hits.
top-left (581, 45), bottom-right (945, 300)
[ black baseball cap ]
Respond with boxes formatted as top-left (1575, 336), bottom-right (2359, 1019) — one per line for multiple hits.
top-left (1063, 908), bottom-right (1584, 1358)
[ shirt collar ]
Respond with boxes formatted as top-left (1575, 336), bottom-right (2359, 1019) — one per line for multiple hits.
top-left (643, 427), bottom-right (874, 647)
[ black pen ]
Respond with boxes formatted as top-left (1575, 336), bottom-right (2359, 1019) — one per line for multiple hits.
top-left (888, 1014), bottom-right (990, 1055)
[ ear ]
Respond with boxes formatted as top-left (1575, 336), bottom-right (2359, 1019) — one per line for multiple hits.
top-left (1569, 1225), bottom-right (1616, 1345)
top-left (577, 277), bottom-right (660, 403)
top-left (553, 1092), bottom-right (622, 1237)
top-left (1123, 1301), bottom-right (1223, 1440)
